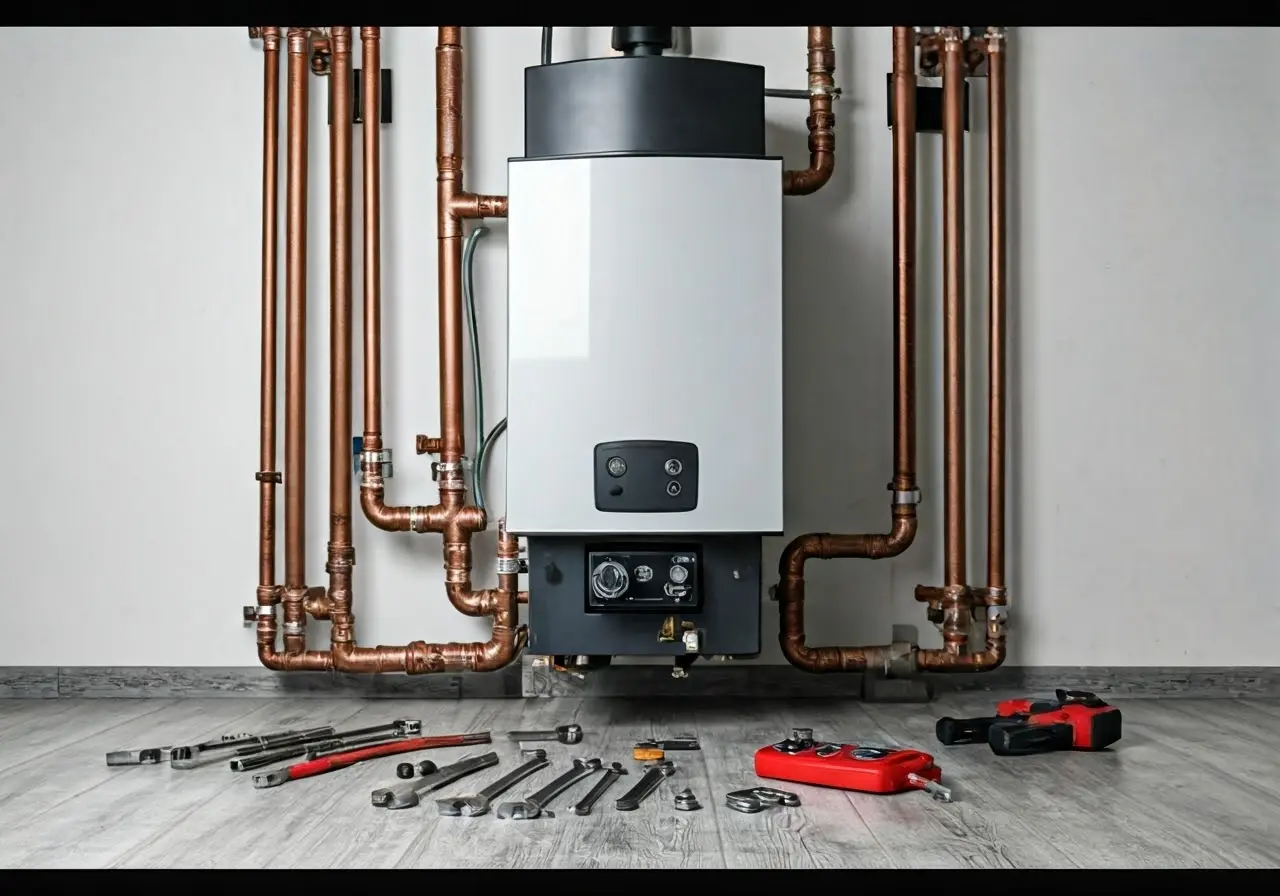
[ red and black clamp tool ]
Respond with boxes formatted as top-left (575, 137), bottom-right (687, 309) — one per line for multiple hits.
top-left (936, 688), bottom-right (1122, 756)
top-left (753, 728), bottom-right (952, 802)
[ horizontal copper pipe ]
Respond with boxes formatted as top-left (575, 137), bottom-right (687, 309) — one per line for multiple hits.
top-left (776, 26), bottom-right (920, 673)
top-left (782, 26), bottom-right (836, 196)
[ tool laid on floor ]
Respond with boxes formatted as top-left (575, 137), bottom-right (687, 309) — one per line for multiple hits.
top-left (673, 788), bottom-right (702, 811)
top-left (106, 733), bottom-right (253, 767)
top-left (370, 752), bottom-right (500, 809)
top-left (230, 726), bottom-right (420, 772)
top-left (506, 724), bottom-right (583, 745)
top-left (252, 730), bottom-right (490, 788)
top-left (754, 728), bottom-right (952, 802)
top-left (168, 719), bottom-right (422, 770)
top-left (496, 757), bottom-right (603, 820)
top-left (615, 759), bottom-right (675, 811)
top-left (632, 735), bottom-right (700, 761)
top-left (436, 750), bottom-right (551, 818)
top-left (396, 763), bottom-right (416, 779)
top-left (936, 688), bottom-right (1123, 756)
top-left (725, 787), bottom-right (802, 814)
top-left (571, 762), bottom-right (628, 816)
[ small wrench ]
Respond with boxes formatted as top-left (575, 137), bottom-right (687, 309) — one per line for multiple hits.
top-left (615, 760), bottom-right (675, 811)
top-left (435, 750), bottom-right (551, 817)
top-left (506, 724), bottom-right (582, 745)
top-left (725, 786), bottom-right (802, 813)
top-left (572, 762), bottom-right (628, 816)
top-left (371, 752), bottom-right (500, 809)
top-left (907, 772), bottom-right (953, 802)
top-left (106, 733), bottom-right (252, 767)
top-left (496, 758), bottom-right (603, 820)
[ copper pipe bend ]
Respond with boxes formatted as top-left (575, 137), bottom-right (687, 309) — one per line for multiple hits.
top-left (782, 26), bottom-right (836, 196)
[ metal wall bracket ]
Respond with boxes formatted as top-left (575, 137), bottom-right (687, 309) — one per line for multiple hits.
top-left (328, 68), bottom-right (393, 125)
top-left (886, 75), bottom-right (970, 133)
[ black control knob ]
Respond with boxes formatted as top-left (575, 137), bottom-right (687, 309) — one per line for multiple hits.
top-left (591, 560), bottom-right (630, 600)
top-left (611, 26), bottom-right (673, 57)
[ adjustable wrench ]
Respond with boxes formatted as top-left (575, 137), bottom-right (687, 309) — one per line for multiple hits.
top-left (615, 760), bottom-right (675, 811)
top-left (506, 724), bottom-right (583, 745)
top-left (496, 757), bottom-right (603, 820)
top-left (370, 752), bottom-right (501, 809)
top-left (106, 733), bottom-right (252, 767)
top-left (572, 762), bottom-right (628, 816)
top-left (435, 750), bottom-right (551, 817)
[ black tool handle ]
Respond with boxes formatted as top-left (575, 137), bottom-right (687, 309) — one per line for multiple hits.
top-left (988, 721), bottom-right (1074, 756)
top-left (936, 715), bottom-right (999, 745)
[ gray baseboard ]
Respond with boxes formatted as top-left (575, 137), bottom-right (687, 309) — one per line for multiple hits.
top-left (2, 663), bottom-right (1279, 699)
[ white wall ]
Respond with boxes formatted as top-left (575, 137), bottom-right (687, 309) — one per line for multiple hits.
top-left (0, 27), bottom-right (1275, 668)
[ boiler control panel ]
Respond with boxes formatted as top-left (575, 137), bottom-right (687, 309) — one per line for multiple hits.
top-left (594, 440), bottom-right (699, 513)
top-left (586, 547), bottom-right (702, 612)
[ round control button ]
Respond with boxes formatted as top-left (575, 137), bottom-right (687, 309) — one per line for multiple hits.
top-left (607, 457), bottom-right (628, 478)
top-left (634, 565), bottom-right (654, 583)
top-left (664, 458), bottom-right (683, 476)
top-left (591, 560), bottom-right (630, 600)
top-left (669, 564), bottom-right (689, 585)
top-left (666, 480), bottom-right (682, 497)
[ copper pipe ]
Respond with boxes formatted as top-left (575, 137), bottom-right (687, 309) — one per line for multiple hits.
top-left (940, 26), bottom-right (967, 593)
top-left (282, 25), bottom-right (313, 655)
top-left (782, 26), bottom-right (836, 196)
top-left (255, 26), bottom-right (330, 673)
top-left (776, 26), bottom-right (920, 672)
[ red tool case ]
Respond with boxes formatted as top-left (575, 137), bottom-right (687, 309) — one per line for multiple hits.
top-left (754, 728), bottom-right (944, 796)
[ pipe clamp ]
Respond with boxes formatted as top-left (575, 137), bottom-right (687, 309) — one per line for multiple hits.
top-left (360, 449), bottom-right (394, 479)
top-left (496, 557), bottom-right (521, 575)
top-left (889, 485), bottom-right (922, 506)
top-left (282, 621), bottom-right (305, 636)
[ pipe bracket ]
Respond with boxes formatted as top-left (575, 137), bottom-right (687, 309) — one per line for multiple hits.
top-left (496, 557), bottom-right (521, 575)
top-left (255, 471), bottom-right (282, 484)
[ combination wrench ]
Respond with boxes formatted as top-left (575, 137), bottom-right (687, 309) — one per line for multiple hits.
top-left (615, 760), bottom-right (675, 811)
top-left (496, 757), bottom-right (603, 819)
top-left (370, 752), bottom-right (500, 809)
top-left (572, 762), bottom-right (628, 816)
top-left (435, 749), bottom-right (551, 817)
top-left (506, 724), bottom-right (583, 745)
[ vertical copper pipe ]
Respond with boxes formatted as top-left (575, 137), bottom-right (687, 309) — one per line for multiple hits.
top-left (782, 26), bottom-right (836, 197)
top-left (257, 27), bottom-right (281, 599)
top-left (282, 26), bottom-right (312, 654)
top-left (940, 27), bottom-right (967, 589)
top-left (436, 27), bottom-right (467, 466)
top-left (361, 27), bottom-right (382, 445)
top-left (891, 25), bottom-right (917, 491)
top-left (986, 31), bottom-right (1007, 592)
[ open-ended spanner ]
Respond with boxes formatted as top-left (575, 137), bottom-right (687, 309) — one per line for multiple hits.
top-left (725, 787), bottom-right (802, 814)
top-left (106, 733), bottom-right (253, 767)
top-left (435, 749), bottom-right (551, 817)
top-left (171, 719), bottom-right (422, 769)
top-left (572, 762), bottom-right (628, 816)
top-left (371, 752), bottom-right (500, 810)
top-left (615, 760), bottom-right (675, 811)
top-left (506, 724), bottom-right (582, 745)
top-left (496, 757), bottom-right (602, 820)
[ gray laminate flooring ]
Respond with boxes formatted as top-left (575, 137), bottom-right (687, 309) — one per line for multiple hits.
top-left (0, 693), bottom-right (1276, 868)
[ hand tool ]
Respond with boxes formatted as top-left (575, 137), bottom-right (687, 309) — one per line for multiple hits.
top-left (632, 735), bottom-right (699, 762)
top-left (673, 787), bottom-right (702, 811)
top-left (754, 728), bottom-right (949, 799)
top-left (371, 752), bottom-right (500, 809)
top-left (725, 786), bottom-right (801, 814)
top-left (252, 730), bottom-right (490, 788)
top-left (496, 757), bottom-right (603, 820)
top-left (506, 724), bottom-right (582, 745)
top-left (936, 688), bottom-right (1122, 756)
top-left (396, 763), bottom-right (415, 779)
top-left (571, 762), bottom-right (627, 816)
top-left (230, 730), bottom-right (412, 772)
top-left (172, 719), bottom-right (421, 769)
top-left (614, 759), bottom-right (675, 811)
top-left (906, 772), bottom-right (953, 802)
top-left (106, 733), bottom-right (253, 767)
top-left (435, 749), bottom-right (550, 817)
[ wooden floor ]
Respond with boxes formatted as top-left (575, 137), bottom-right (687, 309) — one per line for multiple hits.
top-left (0, 693), bottom-right (1277, 869)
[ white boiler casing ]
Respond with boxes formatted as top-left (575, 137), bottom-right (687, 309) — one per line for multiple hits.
top-left (504, 155), bottom-right (783, 536)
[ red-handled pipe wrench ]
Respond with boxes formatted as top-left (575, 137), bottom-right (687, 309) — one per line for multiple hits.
top-left (754, 728), bottom-right (952, 802)
top-left (936, 689), bottom-right (1122, 755)
top-left (251, 731), bottom-right (491, 788)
